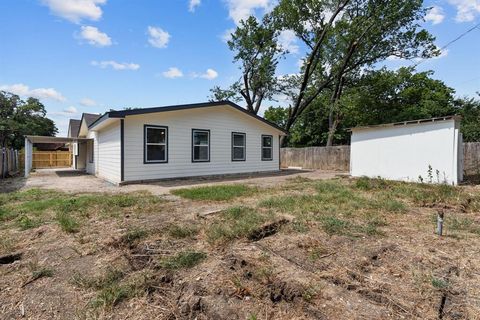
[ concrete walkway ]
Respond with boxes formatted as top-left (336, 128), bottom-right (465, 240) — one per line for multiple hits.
top-left (5, 168), bottom-right (348, 195)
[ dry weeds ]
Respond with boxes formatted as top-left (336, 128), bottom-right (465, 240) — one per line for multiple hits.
top-left (0, 176), bottom-right (479, 319)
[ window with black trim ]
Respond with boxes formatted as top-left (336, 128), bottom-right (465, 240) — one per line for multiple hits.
top-left (144, 125), bottom-right (168, 163)
top-left (88, 140), bottom-right (94, 163)
top-left (261, 135), bottom-right (273, 161)
top-left (192, 129), bottom-right (210, 162)
top-left (232, 132), bottom-right (246, 161)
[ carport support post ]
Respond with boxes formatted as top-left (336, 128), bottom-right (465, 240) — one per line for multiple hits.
top-left (24, 137), bottom-right (33, 177)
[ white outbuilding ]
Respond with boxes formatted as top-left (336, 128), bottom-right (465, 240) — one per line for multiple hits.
top-left (350, 116), bottom-right (463, 185)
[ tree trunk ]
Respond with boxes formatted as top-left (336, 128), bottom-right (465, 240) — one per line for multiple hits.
top-left (326, 118), bottom-right (339, 147)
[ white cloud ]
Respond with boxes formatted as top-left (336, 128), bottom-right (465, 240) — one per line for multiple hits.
top-left (91, 60), bottom-right (140, 70)
top-left (78, 26), bottom-right (112, 46)
top-left (162, 67), bottom-right (184, 78)
top-left (41, 0), bottom-right (107, 23)
top-left (64, 106), bottom-right (78, 113)
top-left (278, 30), bottom-right (299, 54)
top-left (0, 83), bottom-right (66, 101)
top-left (50, 106), bottom-right (80, 116)
top-left (425, 6), bottom-right (445, 24)
top-left (80, 98), bottom-right (97, 106)
top-left (195, 68), bottom-right (219, 80)
top-left (448, 0), bottom-right (480, 22)
top-left (147, 26), bottom-right (170, 48)
top-left (189, 0), bottom-right (201, 12)
top-left (221, 28), bottom-right (236, 43)
top-left (226, 0), bottom-right (271, 25)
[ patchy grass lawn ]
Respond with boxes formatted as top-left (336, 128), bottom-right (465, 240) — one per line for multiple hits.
top-left (171, 184), bottom-right (257, 201)
top-left (1, 178), bottom-right (480, 319)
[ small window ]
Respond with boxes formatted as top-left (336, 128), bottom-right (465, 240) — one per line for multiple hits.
top-left (144, 125), bottom-right (168, 163)
top-left (262, 135), bottom-right (273, 161)
top-left (192, 129), bottom-right (210, 162)
top-left (232, 132), bottom-right (246, 161)
top-left (88, 140), bottom-right (94, 163)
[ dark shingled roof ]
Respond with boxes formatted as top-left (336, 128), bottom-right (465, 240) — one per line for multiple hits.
top-left (68, 119), bottom-right (81, 138)
top-left (82, 113), bottom-right (101, 127)
top-left (88, 101), bottom-right (288, 134)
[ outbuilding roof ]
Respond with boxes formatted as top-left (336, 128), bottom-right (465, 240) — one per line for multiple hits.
top-left (349, 115), bottom-right (461, 131)
top-left (88, 101), bottom-right (288, 134)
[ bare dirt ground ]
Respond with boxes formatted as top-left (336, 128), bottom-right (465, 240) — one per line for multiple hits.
top-left (3, 168), bottom-right (344, 195)
top-left (0, 172), bottom-right (479, 320)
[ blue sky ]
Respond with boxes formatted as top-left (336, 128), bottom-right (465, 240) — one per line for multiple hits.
top-left (0, 0), bottom-right (479, 136)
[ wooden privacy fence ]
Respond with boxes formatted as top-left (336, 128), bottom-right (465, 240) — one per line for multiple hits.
top-left (281, 143), bottom-right (480, 174)
top-left (1, 148), bottom-right (20, 179)
top-left (281, 146), bottom-right (350, 171)
top-left (464, 142), bottom-right (480, 176)
top-left (32, 151), bottom-right (72, 169)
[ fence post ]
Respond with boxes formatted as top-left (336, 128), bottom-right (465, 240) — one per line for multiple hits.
top-left (1, 148), bottom-right (5, 179)
top-left (15, 150), bottom-right (18, 172)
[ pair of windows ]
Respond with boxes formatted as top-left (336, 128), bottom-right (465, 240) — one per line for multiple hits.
top-left (144, 125), bottom-right (273, 163)
top-left (231, 133), bottom-right (273, 161)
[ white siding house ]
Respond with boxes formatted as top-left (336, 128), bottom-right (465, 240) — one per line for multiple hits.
top-left (350, 116), bottom-right (463, 185)
top-left (84, 101), bottom-right (286, 184)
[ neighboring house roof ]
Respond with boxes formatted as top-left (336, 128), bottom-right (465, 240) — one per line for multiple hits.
top-left (88, 101), bottom-right (288, 134)
top-left (82, 113), bottom-right (102, 127)
top-left (349, 115), bottom-right (461, 132)
top-left (68, 119), bottom-right (81, 138)
top-left (76, 113), bottom-right (102, 137)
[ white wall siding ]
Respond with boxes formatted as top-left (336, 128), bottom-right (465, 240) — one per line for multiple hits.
top-left (350, 119), bottom-right (461, 185)
top-left (97, 121), bottom-right (121, 183)
top-left (123, 106), bottom-right (280, 181)
top-left (85, 131), bottom-right (97, 175)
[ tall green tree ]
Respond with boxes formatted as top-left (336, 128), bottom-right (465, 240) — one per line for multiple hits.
top-left (0, 91), bottom-right (57, 149)
top-left (210, 16), bottom-right (282, 114)
top-left (454, 95), bottom-right (480, 142)
top-left (264, 67), bottom-right (471, 146)
top-left (214, 0), bottom-right (438, 145)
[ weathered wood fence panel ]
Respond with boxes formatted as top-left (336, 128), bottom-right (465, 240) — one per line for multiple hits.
top-left (281, 146), bottom-right (350, 171)
top-left (281, 143), bottom-right (480, 175)
top-left (32, 151), bottom-right (71, 169)
top-left (464, 142), bottom-right (480, 176)
top-left (0, 148), bottom-right (20, 179)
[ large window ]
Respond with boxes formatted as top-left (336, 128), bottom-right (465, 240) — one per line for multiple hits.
top-left (261, 135), bottom-right (273, 161)
top-left (144, 125), bottom-right (168, 163)
top-left (232, 132), bottom-right (246, 161)
top-left (192, 129), bottom-right (210, 162)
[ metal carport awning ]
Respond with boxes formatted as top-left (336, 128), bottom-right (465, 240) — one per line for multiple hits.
top-left (24, 136), bottom-right (92, 177)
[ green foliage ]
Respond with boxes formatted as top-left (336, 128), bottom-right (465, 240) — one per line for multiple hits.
top-left (0, 189), bottom-right (163, 231)
top-left (431, 277), bottom-right (448, 289)
top-left (171, 184), bottom-right (256, 201)
top-left (268, 67), bottom-right (467, 146)
top-left (16, 215), bottom-right (42, 230)
top-left (56, 211), bottom-right (80, 233)
top-left (31, 267), bottom-right (54, 280)
top-left (0, 91), bottom-right (57, 148)
top-left (71, 268), bottom-right (125, 290)
top-left (167, 224), bottom-right (198, 239)
top-left (454, 96), bottom-right (480, 142)
top-left (206, 206), bottom-right (269, 243)
top-left (121, 228), bottom-right (148, 245)
top-left (90, 284), bottom-right (134, 308)
top-left (210, 16), bottom-right (281, 114)
top-left (263, 106), bottom-right (289, 128)
top-left (320, 216), bottom-right (350, 235)
top-left (218, 0), bottom-right (438, 139)
top-left (159, 251), bottom-right (207, 269)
